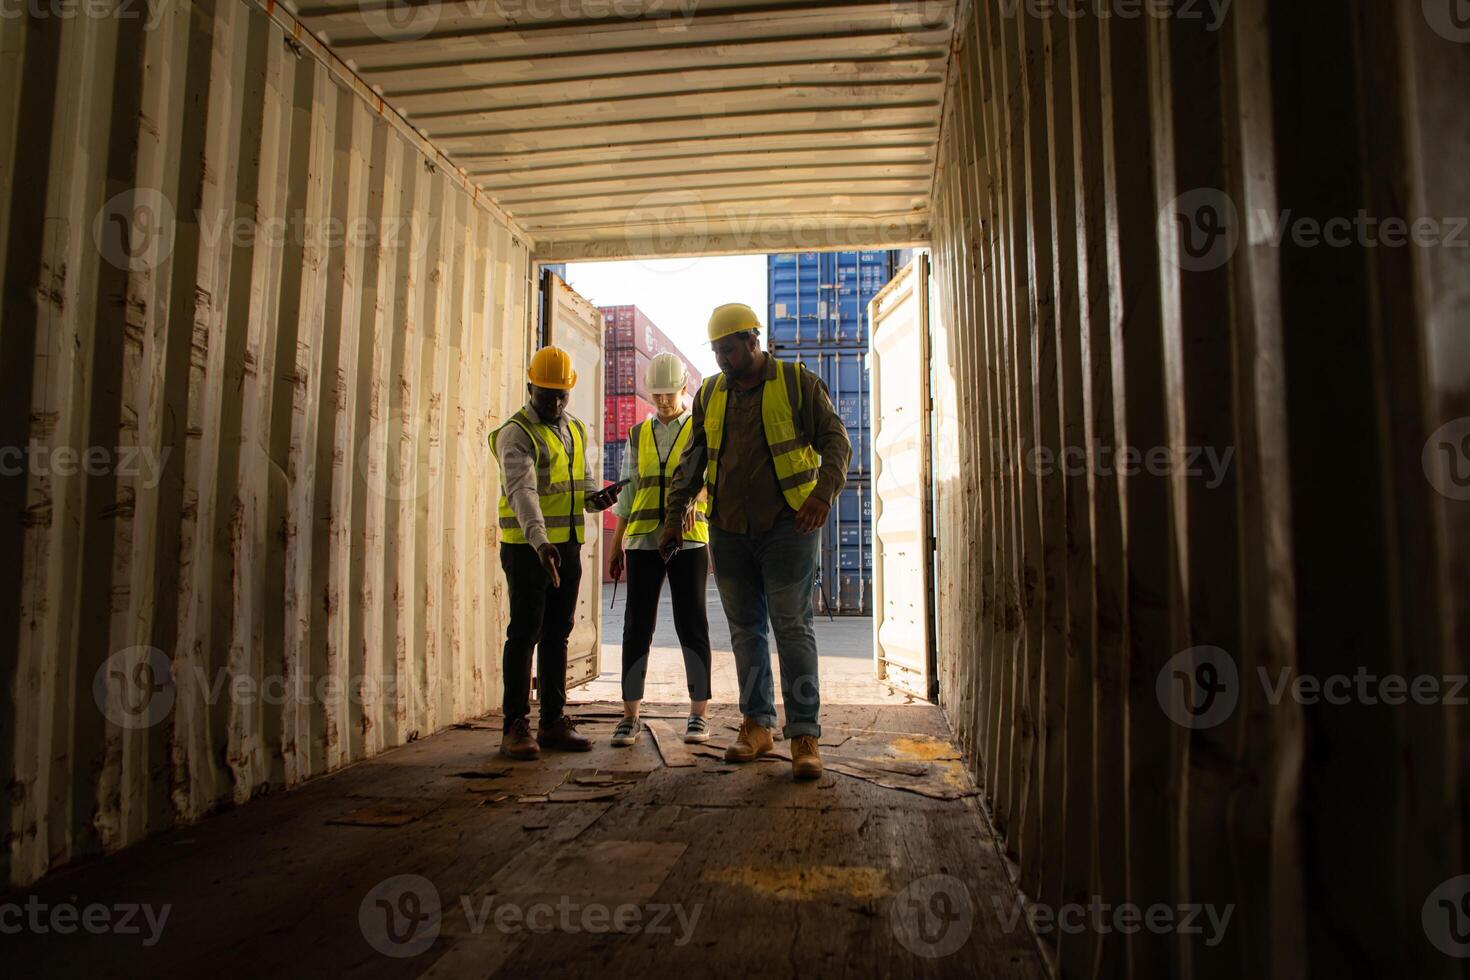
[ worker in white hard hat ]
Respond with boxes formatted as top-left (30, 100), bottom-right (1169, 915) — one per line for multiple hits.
top-left (660, 303), bottom-right (851, 780)
top-left (607, 352), bottom-right (714, 748)
top-left (493, 346), bottom-right (623, 761)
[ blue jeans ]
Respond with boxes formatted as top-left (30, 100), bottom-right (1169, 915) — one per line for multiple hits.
top-left (709, 513), bottom-right (821, 738)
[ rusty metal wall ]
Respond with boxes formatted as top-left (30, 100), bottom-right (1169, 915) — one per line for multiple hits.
top-left (927, 0), bottom-right (1469, 977)
top-left (0, 0), bottom-right (533, 887)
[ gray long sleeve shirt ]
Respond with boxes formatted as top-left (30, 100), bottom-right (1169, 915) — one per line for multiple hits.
top-left (665, 353), bottom-right (851, 535)
top-left (493, 403), bottom-right (597, 551)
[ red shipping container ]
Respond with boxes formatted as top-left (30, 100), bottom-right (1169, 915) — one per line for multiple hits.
top-left (599, 304), bottom-right (639, 349)
top-left (603, 394), bottom-right (654, 444)
top-left (683, 356), bottom-right (703, 392)
top-left (604, 347), bottom-right (652, 400)
top-left (601, 304), bottom-right (704, 396)
top-left (636, 316), bottom-right (681, 361)
top-left (599, 304), bottom-right (683, 361)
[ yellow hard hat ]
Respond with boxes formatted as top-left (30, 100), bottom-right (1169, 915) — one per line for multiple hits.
top-left (645, 352), bottom-right (687, 394)
top-left (528, 346), bottom-right (577, 390)
top-left (707, 303), bottom-right (761, 342)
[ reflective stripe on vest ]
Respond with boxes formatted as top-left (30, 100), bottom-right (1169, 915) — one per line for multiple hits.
top-left (699, 358), bottom-right (821, 514)
top-left (494, 409), bottom-right (588, 544)
top-left (625, 417), bottom-right (710, 543)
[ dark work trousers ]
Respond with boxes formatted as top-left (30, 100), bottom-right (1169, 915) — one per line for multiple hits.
top-left (620, 547), bottom-right (713, 703)
top-left (500, 540), bottom-right (582, 731)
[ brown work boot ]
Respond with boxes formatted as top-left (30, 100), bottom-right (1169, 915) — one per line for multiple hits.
top-left (791, 735), bottom-right (823, 780)
top-left (537, 715), bottom-right (593, 752)
top-left (499, 717), bottom-right (539, 760)
top-left (724, 717), bottom-right (775, 762)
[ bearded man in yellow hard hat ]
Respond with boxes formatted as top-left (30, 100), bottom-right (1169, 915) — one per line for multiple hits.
top-left (492, 346), bottom-right (622, 760)
top-left (659, 304), bottom-right (851, 780)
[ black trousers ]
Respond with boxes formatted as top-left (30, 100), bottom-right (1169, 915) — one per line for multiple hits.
top-left (500, 541), bottom-right (582, 731)
top-left (620, 547), bottom-right (713, 702)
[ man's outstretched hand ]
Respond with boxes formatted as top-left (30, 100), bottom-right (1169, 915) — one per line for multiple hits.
top-left (536, 543), bottom-right (561, 588)
top-left (586, 483), bottom-right (623, 512)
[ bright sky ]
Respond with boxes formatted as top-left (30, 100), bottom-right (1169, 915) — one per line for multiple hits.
top-left (562, 255), bottom-right (768, 377)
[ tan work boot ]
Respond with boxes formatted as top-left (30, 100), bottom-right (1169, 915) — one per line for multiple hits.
top-left (724, 717), bottom-right (775, 762)
top-left (791, 735), bottom-right (823, 780)
top-left (499, 717), bottom-right (539, 761)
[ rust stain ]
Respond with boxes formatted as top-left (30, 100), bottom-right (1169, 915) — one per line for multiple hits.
top-left (98, 486), bottom-right (136, 520)
top-left (22, 497), bottom-right (53, 528)
top-left (887, 736), bottom-right (961, 762)
top-left (37, 261), bottom-right (65, 311)
top-left (701, 866), bottom-right (894, 901)
top-left (937, 760), bottom-right (973, 793)
top-left (29, 411), bottom-right (59, 439)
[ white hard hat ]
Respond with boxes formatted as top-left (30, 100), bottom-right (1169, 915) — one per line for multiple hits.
top-left (645, 352), bottom-right (688, 395)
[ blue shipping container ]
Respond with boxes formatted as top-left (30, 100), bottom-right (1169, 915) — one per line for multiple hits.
top-left (814, 479), bottom-right (871, 615)
top-left (768, 250), bottom-right (898, 347)
top-left (602, 442), bottom-right (626, 483)
top-left (777, 347), bottom-right (869, 399)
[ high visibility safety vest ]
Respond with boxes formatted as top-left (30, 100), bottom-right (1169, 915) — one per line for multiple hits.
top-left (699, 358), bottom-right (821, 513)
top-left (625, 417), bottom-right (710, 543)
top-left (494, 409), bottom-right (589, 545)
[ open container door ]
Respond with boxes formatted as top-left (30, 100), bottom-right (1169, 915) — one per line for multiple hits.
top-left (540, 271), bottom-right (605, 691)
top-left (869, 254), bottom-right (937, 701)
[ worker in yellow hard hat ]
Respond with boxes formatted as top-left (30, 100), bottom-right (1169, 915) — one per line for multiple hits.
top-left (659, 303), bottom-right (851, 780)
top-left (492, 345), bottom-right (623, 760)
top-left (607, 352), bottom-right (713, 749)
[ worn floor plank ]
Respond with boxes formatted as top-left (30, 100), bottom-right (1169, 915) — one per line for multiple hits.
top-left (4, 704), bottom-right (1045, 979)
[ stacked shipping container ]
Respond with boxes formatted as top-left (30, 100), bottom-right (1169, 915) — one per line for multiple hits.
top-left (601, 306), bottom-right (702, 400)
top-left (768, 249), bottom-right (902, 615)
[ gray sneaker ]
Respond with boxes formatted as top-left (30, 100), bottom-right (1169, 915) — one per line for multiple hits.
top-left (611, 717), bottom-right (642, 747)
top-left (684, 715), bottom-right (711, 743)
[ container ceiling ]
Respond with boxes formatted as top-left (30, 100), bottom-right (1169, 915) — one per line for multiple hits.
top-left (294, 0), bottom-right (958, 259)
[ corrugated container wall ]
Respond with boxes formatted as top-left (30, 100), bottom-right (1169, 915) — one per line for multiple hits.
top-left (0, 0), bottom-right (533, 887)
top-left (926, 3), bottom-right (1468, 978)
